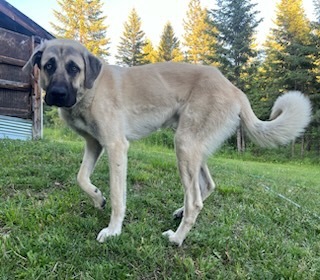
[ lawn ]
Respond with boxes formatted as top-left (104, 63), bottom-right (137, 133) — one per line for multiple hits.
top-left (0, 133), bottom-right (319, 279)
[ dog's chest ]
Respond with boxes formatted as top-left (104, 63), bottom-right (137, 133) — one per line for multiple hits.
top-left (60, 108), bottom-right (96, 136)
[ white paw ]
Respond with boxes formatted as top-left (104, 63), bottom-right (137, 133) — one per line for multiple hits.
top-left (162, 230), bottom-right (183, 246)
top-left (96, 227), bottom-right (121, 243)
top-left (93, 196), bottom-right (106, 210)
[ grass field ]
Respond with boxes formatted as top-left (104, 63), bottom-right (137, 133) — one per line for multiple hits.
top-left (0, 131), bottom-right (320, 279)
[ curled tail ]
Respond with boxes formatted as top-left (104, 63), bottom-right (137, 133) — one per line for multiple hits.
top-left (240, 91), bottom-right (312, 148)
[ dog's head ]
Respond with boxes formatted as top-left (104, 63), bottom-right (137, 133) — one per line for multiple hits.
top-left (23, 39), bottom-right (102, 108)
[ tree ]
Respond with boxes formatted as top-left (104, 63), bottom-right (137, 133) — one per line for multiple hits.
top-left (307, 0), bottom-right (320, 154)
top-left (262, 0), bottom-right (314, 94)
top-left (260, 0), bottom-right (320, 155)
top-left (207, 0), bottom-right (262, 152)
top-left (141, 39), bottom-right (158, 64)
top-left (116, 8), bottom-right (146, 67)
top-left (311, 0), bottom-right (320, 85)
top-left (182, 0), bottom-right (216, 64)
top-left (51, 0), bottom-right (110, 58)
top-left (207, 0), bottom-right (262, 89)
top-left (157, 22), bottom-right (184, 62)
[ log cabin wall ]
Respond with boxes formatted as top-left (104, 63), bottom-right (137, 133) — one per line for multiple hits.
top-left (0, 0), bottom-right (54, 140)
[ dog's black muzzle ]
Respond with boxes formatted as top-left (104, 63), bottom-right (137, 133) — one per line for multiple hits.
top-left (45, 83), bottom-right (76, 108)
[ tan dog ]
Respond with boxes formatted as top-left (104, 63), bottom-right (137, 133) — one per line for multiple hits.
top-left (23, 39), bottom-right (311, 246)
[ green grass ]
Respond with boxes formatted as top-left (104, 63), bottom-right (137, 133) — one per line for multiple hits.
top-left (0, 131), bottom-right (320, 279)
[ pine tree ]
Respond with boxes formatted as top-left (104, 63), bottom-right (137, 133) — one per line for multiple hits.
top-left (51, 0), bottom-right (110, 58)
top-left (308, 0), bottom-right (320, 153)
top-left (182, 0), bottom-right (216, 64)
top-left (262, 0), bottom-right (314, 94)
top-left (116, 8), bottom-right (146, 67)
top-left (207, 0), bottom-right (261, 90)
top-left (261, 0), bottom-right (318, 155)
top-left (157, 22), bottom-right (184, 62)
top-left (141, 39), bottom-right (158, 64)
top-left (311, 0), bottom-right (320, 85)
top-left (207, 0), bottom-right (262, 152)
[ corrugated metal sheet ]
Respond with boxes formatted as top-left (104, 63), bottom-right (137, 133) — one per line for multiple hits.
top-left (0, 115), bottom-right (32, 140)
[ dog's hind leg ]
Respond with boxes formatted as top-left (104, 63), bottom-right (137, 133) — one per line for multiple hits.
top-left (163, 136), bottom-right (204, 246)
top-left (199, 164), bottom-right (216, 200)
top-left (77, 135), bottom-right (106, 209)
top-left (173, 163), bottom-right (216, 219)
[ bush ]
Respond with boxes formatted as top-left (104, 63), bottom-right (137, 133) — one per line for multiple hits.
top-left (43, 106), bottom-right (62, 127)
top-left (141, 129), bottom-right (175, 149)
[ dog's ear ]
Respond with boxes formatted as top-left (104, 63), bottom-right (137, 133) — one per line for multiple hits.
top-left (83, 52), bottom-right (102, 89)
top-left (22, 41), bottom-right (46, 73)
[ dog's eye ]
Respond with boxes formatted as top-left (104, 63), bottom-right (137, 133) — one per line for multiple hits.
top-left (71, 66), bottom-right (79, 73)
top-left (45, 64), bottom-right (52, 70)
top-left (67, 63), bottom-right (80, 76)
top-left (44, 59), bottom-right (56, 74)
top-left (44, 63), bottom-right (54, 71)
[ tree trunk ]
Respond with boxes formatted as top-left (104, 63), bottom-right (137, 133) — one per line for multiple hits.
top-left (300, 136), bottom-right (305, 157)
top-left (291, 140), bottom-right (295, 157)
top-left (237, 125), bottom-right (245, 153)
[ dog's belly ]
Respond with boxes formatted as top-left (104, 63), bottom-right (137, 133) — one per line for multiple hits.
top-left (125, 106), bottom-right (179, 141)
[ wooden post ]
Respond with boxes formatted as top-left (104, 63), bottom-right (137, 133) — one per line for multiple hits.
top-left (31, 36), bottom-right (43, 140)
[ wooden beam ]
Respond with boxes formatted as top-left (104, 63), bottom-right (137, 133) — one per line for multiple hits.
top-left (0, 79), bottom-right (30, 90)
top-left (0, 55), bottom-right (26, 67)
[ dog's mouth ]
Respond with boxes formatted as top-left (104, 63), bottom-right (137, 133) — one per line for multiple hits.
top-left (44, 85), bottom-right (77, 108)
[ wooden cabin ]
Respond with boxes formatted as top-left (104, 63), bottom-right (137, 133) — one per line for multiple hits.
top-left (0, 0), bottom-right (54, 140)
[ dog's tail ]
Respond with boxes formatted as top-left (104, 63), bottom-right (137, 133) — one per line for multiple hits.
top-left (239, 91), bottom-right (312, 148)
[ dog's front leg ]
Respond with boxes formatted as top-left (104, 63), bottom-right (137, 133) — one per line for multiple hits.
top-left (77, 136), bottom-right (106, 209)
top-left (97, 138), bottom-right (129, 243)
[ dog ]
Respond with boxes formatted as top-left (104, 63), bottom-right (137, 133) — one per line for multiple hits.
top-left (23, 39), bottom-right (312, 246)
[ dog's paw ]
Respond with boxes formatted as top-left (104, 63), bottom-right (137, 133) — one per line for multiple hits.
top-left (96, 227), bottom-right (121, 243)
top-left (162, 230), bottom-right (183, 246)
top-left (93, 196), bottom-right (106, 210)
top-left (173, 207), bottom-right (184, 220)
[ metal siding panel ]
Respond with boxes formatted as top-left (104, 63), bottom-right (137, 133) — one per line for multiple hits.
top-left (0, 115), bottom-right (32, 140)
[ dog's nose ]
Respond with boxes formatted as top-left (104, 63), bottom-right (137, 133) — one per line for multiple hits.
top-left (49, 86), bottom-right (68, 97)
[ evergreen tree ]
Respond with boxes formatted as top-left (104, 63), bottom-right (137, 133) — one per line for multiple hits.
top-left (116, 8), bottom-right (146, 67)
top-left (182, 0), bottom-right (216, 64)
top-left (311, 0), bottom-right (320, 85)
top-left (157, 22), bottom-right (184, 62)
top-left (141, 39), bottom-right (158, 64)
top-left (262, 0), bottom-right (314, 95)
top-left (260, 0), bottom-right (319, 154)
top-left (207, 0), bottom-right (262, 90)
top-left (207, 0), bottom-right (262, 151)
top-left (51, 0), bottom-right (110, 58)
top-left (308, 0), bottom-right (320, 153)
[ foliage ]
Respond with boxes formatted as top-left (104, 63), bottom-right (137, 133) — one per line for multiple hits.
top-left (141, 39), bottom-right (158, 64)
top-left (259, 0), bottom-right (320, 152)
top-left (182, 0), bottom-right (216, 65)
top-left (308, 0), bottom-right (320, 138)
top-left (157, 22), bottom-right (184, 62)
top-left (45, 0), bottom-right (320, 156)
top-left (206, 0), bottom-right (262, 152)
top-left (0, 134), bottom-right (319, 279)
top-left (140, 128), bottom-right (320, 164)
top-left (261, 0), bottom-right (315, 95)
top-left (116, 8), bottom-right (147, 67)
top-left (207, 0), bottom-right (262, 90)
top-left (51, 0), bottom-right (110, 58)
top-left (141, 129), bottom-right (175, 149)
